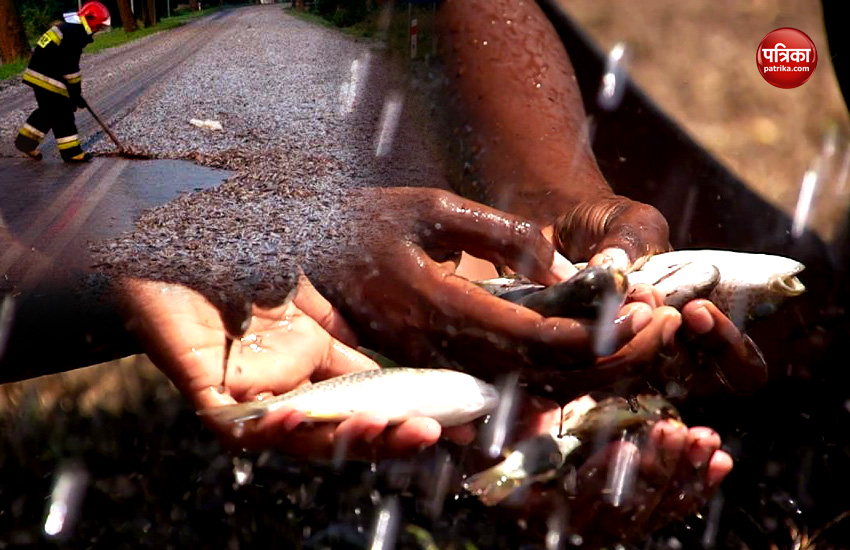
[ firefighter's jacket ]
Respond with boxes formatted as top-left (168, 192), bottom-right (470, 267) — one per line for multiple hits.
top-left (22, 20), bottom-right (93, 101)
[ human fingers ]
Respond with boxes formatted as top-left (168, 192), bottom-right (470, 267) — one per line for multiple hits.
top-left (681, 300), bottom-right (769, 394)
top-left (422, 190), bottom-right (576, 284)
top-left (626, 282), bottom-right (665, 308)
top-left (592, 305), bottom-right (681, 380)
top-left (643, 427), bottom-right (730, 533)
top-left (553, 197), bottom-right (670, 266)
top-left (567, 439), bottom-right (643, 543)
top-left (442, 423), bottom-right (477, 445)
top-left (624, 420), bottom-right (690, 536)
top-left (417, 255), bottom-right (650, 368)
top-left (292, 274), bottom-right (360, 347)
top-left (312, 339), bottom-right (381, 382)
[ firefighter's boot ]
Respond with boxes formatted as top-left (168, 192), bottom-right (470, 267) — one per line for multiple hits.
top-left (14, 124), bottom-right (44, 161)
top-left (65, 151), bottom-right (92, 163)
top-left (57, 135), bottom-right (90, 163)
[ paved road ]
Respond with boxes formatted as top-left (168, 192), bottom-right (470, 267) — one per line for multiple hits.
top-left (0, 11), bottom-right (235, 282)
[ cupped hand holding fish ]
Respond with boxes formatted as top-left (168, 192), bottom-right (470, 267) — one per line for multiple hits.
top-left (118, 275), bottom-right (476, 459)
top-left (492, 395), bottom-right (733, 547)
top-left (550, 197), bottom-right (771, 394)
top-left (305, 187), bottom-right (678, 392)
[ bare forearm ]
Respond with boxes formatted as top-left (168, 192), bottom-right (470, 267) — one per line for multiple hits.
top-left (436, 0), bottom-right (613, 226)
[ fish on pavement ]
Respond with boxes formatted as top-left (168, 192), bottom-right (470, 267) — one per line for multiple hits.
top-left (463, 394), bottom-right (679, 506)
top-left (198, 368), bottom-right (500, 427)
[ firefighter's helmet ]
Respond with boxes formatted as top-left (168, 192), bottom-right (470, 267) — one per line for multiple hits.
top-left (78, 2), bottom-right (111, 33)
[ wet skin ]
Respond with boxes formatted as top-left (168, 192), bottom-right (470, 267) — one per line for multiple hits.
top-left (507, 396), bottom-right (734, 548)
top-left (308, 187), bottom-right (767, 397)
top-left (119, 275), bottom-right (476, 460)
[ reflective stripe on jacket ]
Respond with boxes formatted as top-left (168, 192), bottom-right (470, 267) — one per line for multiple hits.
top-left (23, 21), bottom-right (93, 98)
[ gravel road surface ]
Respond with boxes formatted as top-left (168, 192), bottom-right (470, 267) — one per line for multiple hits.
top-left (3, 5), bottom-right (446, 306)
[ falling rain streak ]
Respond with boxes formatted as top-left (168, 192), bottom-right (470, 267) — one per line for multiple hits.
top-left (43, 461), bottom-right (89, 539)
top-left (597, 42), bottom-right (629, 112)
top-left (481, 371), bottom-right (519, 459)
top-left (375, 93), bottom-right (404, 157)
top-left (368, 495), bottom-right (401, 550)
top-left (603, 432), bottom-right (639, 508)
top-left (0, 294), bottom-right (15, 363)
top-left (792, 129), bottom-right (838, 239)
top-left (592, 289), bottom-right (622, 357)
top-left (339, 54), bottom-right (372, 116)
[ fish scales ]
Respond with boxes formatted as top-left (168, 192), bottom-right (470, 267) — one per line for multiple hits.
top-left (477, 249), bottom-right (805, 327)
top-left (199, 367), bottom-right (499, 427)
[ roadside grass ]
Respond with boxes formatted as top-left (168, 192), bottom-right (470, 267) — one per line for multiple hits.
top-left (285, 4), bottom-right (438, 58)
top-left (0, 59), bottom-right (27, 81)
top-left (0, 7), bottom-right (222, 81)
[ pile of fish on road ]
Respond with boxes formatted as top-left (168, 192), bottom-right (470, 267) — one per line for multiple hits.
top-left (199, 249), bottom-right (806, 504)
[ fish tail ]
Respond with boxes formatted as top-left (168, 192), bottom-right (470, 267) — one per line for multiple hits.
top-left (197, 401), bottom-right (268, 424)
top-left (463, 465), bottom-right (523, 506)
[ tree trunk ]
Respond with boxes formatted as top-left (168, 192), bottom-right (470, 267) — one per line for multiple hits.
top-left (0, 0), bottom-right (30, 64)
top-left (189, 0), bottom-right (199, 11)
top-left (295, 0), bottom-right (305, 10)
top-left (143, 0), bottom-right (157, 27)
top-left (116, 0), bottom-right (138, 33)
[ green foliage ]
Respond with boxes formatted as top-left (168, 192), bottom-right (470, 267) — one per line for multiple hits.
top-left (0, 59), bottom-right (27, 80)
top-left (310, 0), bottom-right (369, 29)
top-left (17, 0), bottom-right (66, 42)
top-left (0, 7), bottom-right (220, 81)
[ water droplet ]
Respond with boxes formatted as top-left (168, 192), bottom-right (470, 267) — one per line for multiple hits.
top-left (597, 42), bottom-right (629, 111)
top-left (481, 372), bottom-right (520, 458)
top-left (43, 461), bottom-right (89, 539)
top-left (232, 457), bottom-right (253, 487)
top-left (232, 422), bottom-right (245, 439)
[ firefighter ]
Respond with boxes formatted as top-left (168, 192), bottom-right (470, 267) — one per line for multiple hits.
top-left (13, 1), bottom-right (112, 163)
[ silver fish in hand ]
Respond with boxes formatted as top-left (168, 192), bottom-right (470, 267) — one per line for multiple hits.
top-left (479, 250), bottom-right (805, 327)
top-left (627, 249), bottom-right (805, 326)
top-left (463, 394), bottom-right (678, 506)
top-left (198, 368), bottom-right (499, 427)
top-left (475, 265), bottom-right (628, 319)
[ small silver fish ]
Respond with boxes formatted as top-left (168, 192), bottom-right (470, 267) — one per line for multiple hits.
top-left (627, 249), bottom-right (806, 326)
top-left (479, 250), bottom-right (805, 327)
top-left (198, 368), bottom-right (499, 427)
top-left (464, 394), bottom-right (678, 506)
top-left (475, 266), bottom-right (628, 319)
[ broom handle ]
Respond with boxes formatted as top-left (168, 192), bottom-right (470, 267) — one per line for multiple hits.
top-left (83, 99), bottom-right (125, 151)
